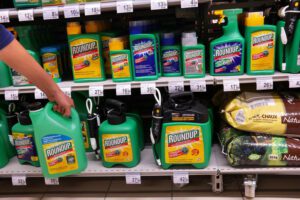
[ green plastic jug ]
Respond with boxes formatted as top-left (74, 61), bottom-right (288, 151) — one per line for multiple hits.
top-left (0, 61), bottom-right (12, 88)
top-left (99, 99), bottom-right (140, 168)
top-left (29, 102), bottom-right (87, 178)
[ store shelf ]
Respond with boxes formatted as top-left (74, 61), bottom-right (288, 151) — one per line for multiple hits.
top-left (0, 146), bottom-right (218, 178)
top-left (0, 76), bottom-right (215, 95)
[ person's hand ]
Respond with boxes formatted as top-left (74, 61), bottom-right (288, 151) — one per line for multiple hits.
top-left (50, 91), bottom-right (74, 117)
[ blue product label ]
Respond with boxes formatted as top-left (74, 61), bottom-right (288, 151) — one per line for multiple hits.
top-left (162, 49), bottom-right (180, 74)
top-left (132, 38), bottom-right (157, 77)
top-left (213, 42), bottom-right (242, 74)
top-left (13, 132), bottom-right (38, 162)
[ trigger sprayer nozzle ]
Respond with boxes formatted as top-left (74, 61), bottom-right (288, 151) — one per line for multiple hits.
top-left (213, 10), bottom-right (225, 24)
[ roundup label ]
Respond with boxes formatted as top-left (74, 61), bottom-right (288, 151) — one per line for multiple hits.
top-left (213, 42), bottom-right (243, 74)
top-left (13, 132), bottom-right (38, 162)
top-left (42, 134), bottom-right (78, 175)
top-left (162, 49), bottom-right (180, 74)
top-left (111, 53), bottom-right (131, 79)
top-left (42, 53), bottom-right (60, 79)
top-left (101, 35), bottom-right (113, 75)
top-left (184, 49), bottom-right (204, 75)
top-left (102, 134), bottom-right (133, 163)
top-left (132, 38), bottom-right (157, 77)
top-left (250, 31), bottom-right (275, 71)
top-left (70, 38), bottom-right (103, 80)
top-left (165, 126), bottom-right (204, 164)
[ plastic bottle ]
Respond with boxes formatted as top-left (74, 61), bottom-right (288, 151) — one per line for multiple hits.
top-left (12, 111), bottom-right (40, 167)
top-left (67, 22), bottom-right (106, 82)
top-left (210, 9), bottom-right (245, 76)
top-left (160, 33), bottom-right (182, 77)
top-left (13, 0), bottom-right (42, 8)
top-left (29, 102), bottom-right (87, 178)
top-left (99, 99), bottom-right (140, 168)
top-left (129, 21), bottom-right (159, 81)
top-left (182, 32), bottom-right (206, 78)
top-left (0, 61), bottom-right (12, 88)
top-left (41, 46), bottom-right (62, 83)
top-left (109, 38), bottom-right (133, 82)
top-left (244, 12), bottom-right (276, 75)
top-left (42, 0), bottom-right (65, 6)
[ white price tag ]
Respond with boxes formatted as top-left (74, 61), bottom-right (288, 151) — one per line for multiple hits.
top-left (64, 5), bottom-right (80, 18)
top-left (140, 83), bottom-right (156, 95)
top-left (0, 11), bottom-right (10, 23)
top-left (168, 81), bottom-right (184, 93)
top-left (116, 1), bottom-right (133, 13)
top-left (34, 89), bottom-right (47, 99)
top-left (181, 0), bottom-right (198, 8)
top-left (126, 173), bottom-right (141, 184)
top-left (223, 79), bottom-right (240, 92)
top-left (18, 9), bottom-right (34, 22)
top-left (42, 6), bottom-right (59, 20)
top-left (89, 86), bottom-right (104, 97)
top-left (12, 175), bottom-right (27, 186)
top-left (61, 87), bottom-right (72, 97)
top-left (256, 77), bottom-right (273, 90)
top-left (190, 80), bottom-right (206, 92)
top-left (289, 76), bottom-right (300, 88)
top-left (116, 84), bottom-right (131, 96)
top-left (151, 0), bottom-right (168, 10)
top-left (5, 90), bottom-right (19, 101)
top-left (173, 172), bottom-right (189, 184)
top-left (85, 3), bottom-right (101, 16)
top-left (45, 178), bottom-right (59, 185)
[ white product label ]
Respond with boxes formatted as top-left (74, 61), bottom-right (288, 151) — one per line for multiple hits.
top-left (18, 9), bottom-right (34, 22)
top-left (181, 0), bottom-right (198, 8)
top-left (151, 0), bottom-right (168, 10)
top-left (190, 80), bottom-right (206, 92)
top-left (116, 1), bottom-right (133, 13)
top-left (0, 11), bottom-right (10, 23)
top-left (126, 172), bottom-right (141, 184)
top-left (289, 76), bottom-right (300, 88)
top-left (34, 89), bottom-right (47, 99)
top-left (61, 87), bottom-right (72, 97)
top-left (64, 5), bottom-right (80, 18)
top-left (12, 175), bottom-right (27, 186)
top-left (140, 83), bottom-right (156, 95)
top-left (168, 81), bottom-right (184, 93)
top-left (5, 90), bottom-right (19, 101)
top-left (297, 54), bottom-right (300, 65)
top-left (116, 84), bottom-right (131, 96)
top-left (282, 63), bottom-right (286, 71)
top-left (173, 172), bottom-right (189, 184)
top-left (45, 178), bottom-right (59, 185)
top-left (89, 85), bottom-right (104, 97)
top-left (223, 79), bottom-right (240, 92)
top-left (42, 6), bottom-right (59, 20)
top-left (256, 77), bottom-right (273, 90)
top-left (85, 3), bottom-right (101, 16)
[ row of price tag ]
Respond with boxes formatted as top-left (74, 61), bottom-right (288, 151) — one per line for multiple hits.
top-left (12, 176), bottom-right (59, 186)
top-left (0, 0), bottom-right (199, 23)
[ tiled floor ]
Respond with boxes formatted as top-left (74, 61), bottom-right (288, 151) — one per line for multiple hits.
top-left (0, 176), bottom-right (300, 199)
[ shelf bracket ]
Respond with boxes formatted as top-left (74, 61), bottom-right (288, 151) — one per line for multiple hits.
top-left (244, 175), bottom-right (257, 198)
top-left (211, 173), bottom-right (223, 193)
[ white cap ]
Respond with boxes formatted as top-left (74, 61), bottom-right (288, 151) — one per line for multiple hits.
top-left (182, 32), bottom-right (197, 38)
top-left (182, 32), bottom-right (198, 46)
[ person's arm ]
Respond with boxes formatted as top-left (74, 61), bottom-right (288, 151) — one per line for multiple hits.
top-left (0, 39), bottom-right (74, 116)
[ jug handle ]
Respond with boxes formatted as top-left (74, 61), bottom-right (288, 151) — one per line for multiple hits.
top-left (46, 102), bottom-right (79, 123)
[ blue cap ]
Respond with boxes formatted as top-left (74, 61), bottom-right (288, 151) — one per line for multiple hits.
top-left (40, 46), bottom-right (59, 54)
top-left (129, 21), bottom-right (144, 34)
top-left (161, 33), bottom-right (175, 46)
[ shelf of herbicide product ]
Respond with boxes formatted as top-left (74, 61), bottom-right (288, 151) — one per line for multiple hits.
top-left (0, 146), bottom-right (218, 177)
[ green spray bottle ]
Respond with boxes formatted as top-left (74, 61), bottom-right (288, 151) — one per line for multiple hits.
top-left (99, 99), bottom-right (140, 168)
top-left (244, 12), bottom-right (276, 75)
top-left (41, 46), bottom-right (62, 83)
top-left (182, 32), bottom-right (206, 78)
top-left (0, 61), bottom-right (12, 88)
top-left (12, 111), bottom-right (40, 167)
top-left (109, 38), bottom-right (133, 82)
top-left (29, 102), bottom-right (87, 178)
top-left (210, 9), bottom-right (245, 76)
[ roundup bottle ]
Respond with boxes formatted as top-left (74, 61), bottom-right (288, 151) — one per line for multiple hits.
top-left (150, 91), bottom-right (212, 169)
top-left (161, 33), bottom-right (182, 77)
top-left (12, 111), bottom-right (39, 167)
top-left (99, 99), bottom-right (140, 168)
top-left (13, 0), bottom-right (42, 8)
top-left (0, 61), bottom-right (12, 88)
top-left (129, 21), bottom-right (159, 81)
top-left (29, 102), bottom-right (87, 178)
top-left (244, 12), bottom-right (276, 75)
top-left (67, 22), bottom-right (106, 83)
top-left (41, 46), bottom-right (62, 83)
top-left (109, 38), bottom-right (133, 82)
top-left (210, 9), bottom-right (245, 76)
top-left (182, 32), bottom-right (206, 78)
